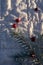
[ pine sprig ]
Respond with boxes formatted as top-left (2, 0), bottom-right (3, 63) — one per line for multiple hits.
top-left (10, 31), bottom-right (33, 51)
top-left (9, 31), bottom-right (42, 65)
top-left (10, 51), bottom-right (40, 65)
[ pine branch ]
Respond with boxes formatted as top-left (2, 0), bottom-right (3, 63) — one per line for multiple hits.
top-left (9, 51), bottom-right (40, 65)
top-left (10, 31), bottom-right (42, 64)
top-left (10, 52), bottom-right (29, 59)
top-left (10, 31), bottom-right (33, 51)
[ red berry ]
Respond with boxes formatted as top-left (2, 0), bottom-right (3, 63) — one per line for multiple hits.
top-left (15, 18), bottom-right (21, 23)
top-left (12, 24), bottom-right (17, 28)
top-left (34, 8), bottom-right (38, 12)
top-left (30, 36), bottom-right (36, 42)
top-left (30, 51), bottom-right (35, 58)
top-left (32, 54), bottom-right (35, 58)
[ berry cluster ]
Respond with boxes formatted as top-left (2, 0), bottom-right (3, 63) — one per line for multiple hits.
top-left (12, 18), bottom-right (21, 28)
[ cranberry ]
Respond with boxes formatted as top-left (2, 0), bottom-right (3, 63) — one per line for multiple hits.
top-left (31, 54), bottom-right (35, 58)
top-left (34, 8), bottom-right (38, 12)
top-left (15, 18), bottom-right (21, 23)
top-left (12, 23), bottom-right (17, 28)
top-left (29, 51), bottom-right (35, 58)
top-left (30, 36), bottom-right (36, 42)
